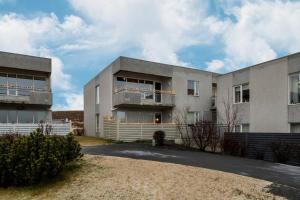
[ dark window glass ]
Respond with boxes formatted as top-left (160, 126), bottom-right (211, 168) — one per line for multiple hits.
top-left (117, 77), bottom-right (126, 82)
top-left (127, 78), bottom-right (138, 83)
top-left (145, 80), bottom-right (153, 85)
top-left (242, 84), bottom-right (250, 102)
top-left (34, 111), bottom-right (48, 123)
top-left (234, 86), bottom-right (241, 103)
top-left (18, 111), bottom-right (34, 123)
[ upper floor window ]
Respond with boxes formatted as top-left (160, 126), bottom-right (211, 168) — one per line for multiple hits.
top-left (187, 80), bottom-right (199, 96)
top-left (289, 72), bottom-right (300, 104)
top-left (95, 85), bottom-right (100, 104)
top-left (234, 83), bottom-right (250, 104)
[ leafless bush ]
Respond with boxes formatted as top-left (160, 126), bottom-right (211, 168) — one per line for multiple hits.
top-left (175, 110), bottom-right (193, 148)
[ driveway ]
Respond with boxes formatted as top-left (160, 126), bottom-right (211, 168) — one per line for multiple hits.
top-left (82, 143), bottom-right (300, 196)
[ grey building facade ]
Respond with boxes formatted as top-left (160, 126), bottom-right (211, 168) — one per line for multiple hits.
top-left (0, 51), bottom-right (52, 124)
top-left (84, 53), bottom-right (300, 138)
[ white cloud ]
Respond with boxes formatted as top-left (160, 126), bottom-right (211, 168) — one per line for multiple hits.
top-left (206, 0), bottom-right (300, 72)
top-left (206, 60), bottom-right (225, 73)
top-left (53, 93), bottom-right (83, 111)
top-left (68, 0), bottom-right (224, 65)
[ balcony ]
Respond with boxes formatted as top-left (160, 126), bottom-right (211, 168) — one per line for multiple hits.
top-left (0, 86), bottom-right (52, 106)
top-left (113, 87), bottom-right (175, 108)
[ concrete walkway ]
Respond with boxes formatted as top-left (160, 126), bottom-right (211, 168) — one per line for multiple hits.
top-left (82, 143), bottom-right (300, 198)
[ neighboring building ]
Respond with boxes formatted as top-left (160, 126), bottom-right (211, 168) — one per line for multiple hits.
top-left (84, 53), bottom-right (300, 140)
top-left (216, 52), bottom-right (300, 133)
top-left (0, 51), bottom-right (52, 125)
top-left (52, 110), bottom-right (84, 135)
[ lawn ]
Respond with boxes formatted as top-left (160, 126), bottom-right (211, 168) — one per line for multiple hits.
top-left (0, 155), bottom-right (287, 200)
top-left (74, 136), bottom-right (113, 147)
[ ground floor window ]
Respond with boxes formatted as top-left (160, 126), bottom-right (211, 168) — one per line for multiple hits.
top-left (234, 124), bottom-right (250, 132)
top-left (115, 111), bottom-right (164, 124)
top-left (0, 110), bottom-right (48, 124)
top-left (291, 123), bottom-right (300, 133)
top-left (187, 111), bottom-right (201, 124)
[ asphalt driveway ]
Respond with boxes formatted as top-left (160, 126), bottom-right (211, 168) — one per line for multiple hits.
top-left (82, 143), bottom-right (300, 198)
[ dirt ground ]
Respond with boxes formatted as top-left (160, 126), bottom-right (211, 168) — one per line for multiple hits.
top-left (0, 155), bottom-right (286, 200)
top-left (74, 136), bottom-right (112, 146)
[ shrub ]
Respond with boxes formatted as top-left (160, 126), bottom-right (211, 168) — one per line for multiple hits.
top-left (0, 130), bottom-right (82, 187)
top-left (270, 141), bottom-right (292, 164)
top-left (153, 131), bottom-right (165, 146)
top-left (223, 137), bottom-right (246, 157)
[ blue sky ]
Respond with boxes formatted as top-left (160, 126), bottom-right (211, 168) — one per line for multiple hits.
top-left (0, 0), bottom-right (299, 110)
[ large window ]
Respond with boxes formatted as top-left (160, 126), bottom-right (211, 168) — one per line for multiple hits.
top-left (34, 76), bottom-right (46, 91)
top-left (18, 75), bottom-right (33, 96)
top-left (95, 85), bottom-right (100, 104)
top-left (34, 111), bottom-right (48, 123)
top-left (187, 111), bottom-right (201, 124)
top-left (291, 123), bottom-right (300, 133)
top-left (0, 73), bottom-right (7, 95)
top-left (234, 84), bottom-right (250, 103)
top-left (289, 72), bottom-right (300, 104)
top-left (18, 111), bottom-right (34, 123)
top-left (8, 74), bottom-right (17, 96)
top-left (0, 111), bottom-right (7, 123)
top-left (187, 80), bottom-right (199, 96)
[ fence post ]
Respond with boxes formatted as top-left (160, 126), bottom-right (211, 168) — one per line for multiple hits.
top-left (116, 120), bottom-right (120, 141)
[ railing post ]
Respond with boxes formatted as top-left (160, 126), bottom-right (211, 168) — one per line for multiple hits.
top-left (116, 120), bottom-right (120, 141)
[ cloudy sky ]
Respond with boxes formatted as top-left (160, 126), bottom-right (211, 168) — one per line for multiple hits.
top-left (0, 0), bottom-right (299, 110)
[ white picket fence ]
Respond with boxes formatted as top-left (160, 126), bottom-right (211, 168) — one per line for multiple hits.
top-left (0, 123), bottom-right (72, 135)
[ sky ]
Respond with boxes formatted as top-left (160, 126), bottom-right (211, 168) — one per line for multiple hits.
top-left (0, 0), bottom-right (299, 110)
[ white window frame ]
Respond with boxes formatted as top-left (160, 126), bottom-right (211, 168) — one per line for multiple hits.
top-left (288, 72), bottom-right (300, 105)
top-left (233, 84), bottom-right (249, 104)
top-left (96, 85), bottom-right (100, 104)
top-left (188, 80), bottom-right (200, 97)
top-left (234, 124), bottom-right (250, 133)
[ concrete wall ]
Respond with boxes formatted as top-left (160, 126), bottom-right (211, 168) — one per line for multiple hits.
top-left (173, 68), bottom-right (213, 120)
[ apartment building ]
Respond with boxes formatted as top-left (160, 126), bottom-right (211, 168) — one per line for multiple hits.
top-left (84, 56), bottom-right (217, 138)
top-left (0, 51), bottom-right (52, 125)
top-left (84, 53), bottom-right (300, 140)
top-left (216, 52), bottom-right (300, 133)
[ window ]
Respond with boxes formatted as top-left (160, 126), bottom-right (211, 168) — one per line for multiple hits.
top-left (96, 114), bottom-right (100, 132)
top-left (18, 111), bottom-right (34, 123)
top-left (154, 113), bottom-right (162, 124)
top-left (8, 74), bottom-right (17, 96)
top-left (289, 72), bottom-right (300, 104)
top-left (234, 84), bottom-right (250, 103)
top-left (187, 111), bottom-right (201, 124)
top-left (116, 77), bottom-right (126, 89)
top-left (95, 85), bottom-right (100, 104)
top-left (142, 112), bottom-right (154, 123)
top-left (187, 80), bottom-right (199, 96)
top-left (18, 75), bottom-right (33, 96)
top-left (7, 110), bottom-right (17, 123)
top-left (34, 111), bottom-right (48, 123)
top-left (34, 76), bottom-right (46, 91)
top-left (234, 124), bottom-right (250, 132)
top-left (0, 110), bottom-right (7, 123)
top-left (291, 123), bottom-right (300, 133)
top-left (117, 111), bottom-right (126, 123)
top-left (0, 73), bottom-right (7, 95)
top-left (126, 111), bottom-right (140, 123)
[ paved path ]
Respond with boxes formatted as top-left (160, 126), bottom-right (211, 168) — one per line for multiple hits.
top-left (83, 143), bottom-right (300, 198)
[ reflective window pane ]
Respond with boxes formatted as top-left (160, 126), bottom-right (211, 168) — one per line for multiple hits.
top-left (0, 110), bottom-right (7, 123)
top-left (117, 111), bottom-right (126, 123)
top-left (289, 73), bottom-right (300, 104)
top-left (8, 74), bottom-right (17, 96)
top-left (34, 111), bottom-right (48, 123)
top-left (34, 76), bottom-right (46, 91)
top-left (142, 112), bottom-right (154, 123)
top-left (18, 111), bottom-right (34, 123)
top-left (7, 110), bottom-right (17, 123)
top-left (234, 86), bottom-right (241, 103)
top-left (126, 111), bottom-right (139, 123)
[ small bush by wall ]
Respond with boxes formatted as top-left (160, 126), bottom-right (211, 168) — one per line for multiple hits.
top-left (0, 130), bottom-right (82, 187)
top-left (271, 141), bottom-right (300, 164)
top-left (153, 131), bottom-right (165, 146)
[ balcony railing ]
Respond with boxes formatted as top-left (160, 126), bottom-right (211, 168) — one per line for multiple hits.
top-left (113, 87), bottom-right (175, 107)
top-left (0, 86), bottom-right (52, 105)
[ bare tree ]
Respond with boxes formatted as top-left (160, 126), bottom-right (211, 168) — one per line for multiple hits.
top-left (218, 89), bottom-right (240, 133)
top-left (174, 108), bottom-right (192, 148)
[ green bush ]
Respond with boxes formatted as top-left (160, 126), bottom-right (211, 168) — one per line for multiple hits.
top-left (0, 130), bottom-right (82, 187)
top-left (153, 131), bottom-right (165, 146)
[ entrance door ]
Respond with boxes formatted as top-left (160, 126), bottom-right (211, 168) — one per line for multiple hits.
top-left (155, 82), bottom-right (161, 103)
top-left (154, 112), bottom-right (162, 124)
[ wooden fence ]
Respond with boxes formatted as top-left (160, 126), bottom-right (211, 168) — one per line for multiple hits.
top-left (104, 119), bottom-right (178, 142)
top-left (0, 123), bottom-right (72, 135)
top-left (224, 132), bottom-right (300, 165)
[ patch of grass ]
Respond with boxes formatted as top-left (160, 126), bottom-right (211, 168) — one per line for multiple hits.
top-left (74, 136), bottom-right (114, 147)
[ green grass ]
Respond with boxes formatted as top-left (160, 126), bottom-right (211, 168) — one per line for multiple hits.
top-left (74, 136), bottom-right (114, 147)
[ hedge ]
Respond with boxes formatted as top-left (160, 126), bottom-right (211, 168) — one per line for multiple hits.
top-left (0, 130), bottom-right (82, 187)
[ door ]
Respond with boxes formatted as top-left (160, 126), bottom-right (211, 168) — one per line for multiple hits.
top-left (155, 82), bottom-right (161, 103)
top-left (154, 112), bottom-right (162, 124)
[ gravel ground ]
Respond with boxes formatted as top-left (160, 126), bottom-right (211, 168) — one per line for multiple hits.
top-left (0, 155), bottom-right (287, 200)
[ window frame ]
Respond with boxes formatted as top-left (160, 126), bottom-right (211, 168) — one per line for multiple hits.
top-left (233, 83), bottom-right (250, 104)
top-left (187, 80), bottom-right (200, 97)
top-left (288, 72), bottom-right (300, 105)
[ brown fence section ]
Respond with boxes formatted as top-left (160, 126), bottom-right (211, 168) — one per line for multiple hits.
top-left (224, 132), bottom-right (300, 165)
